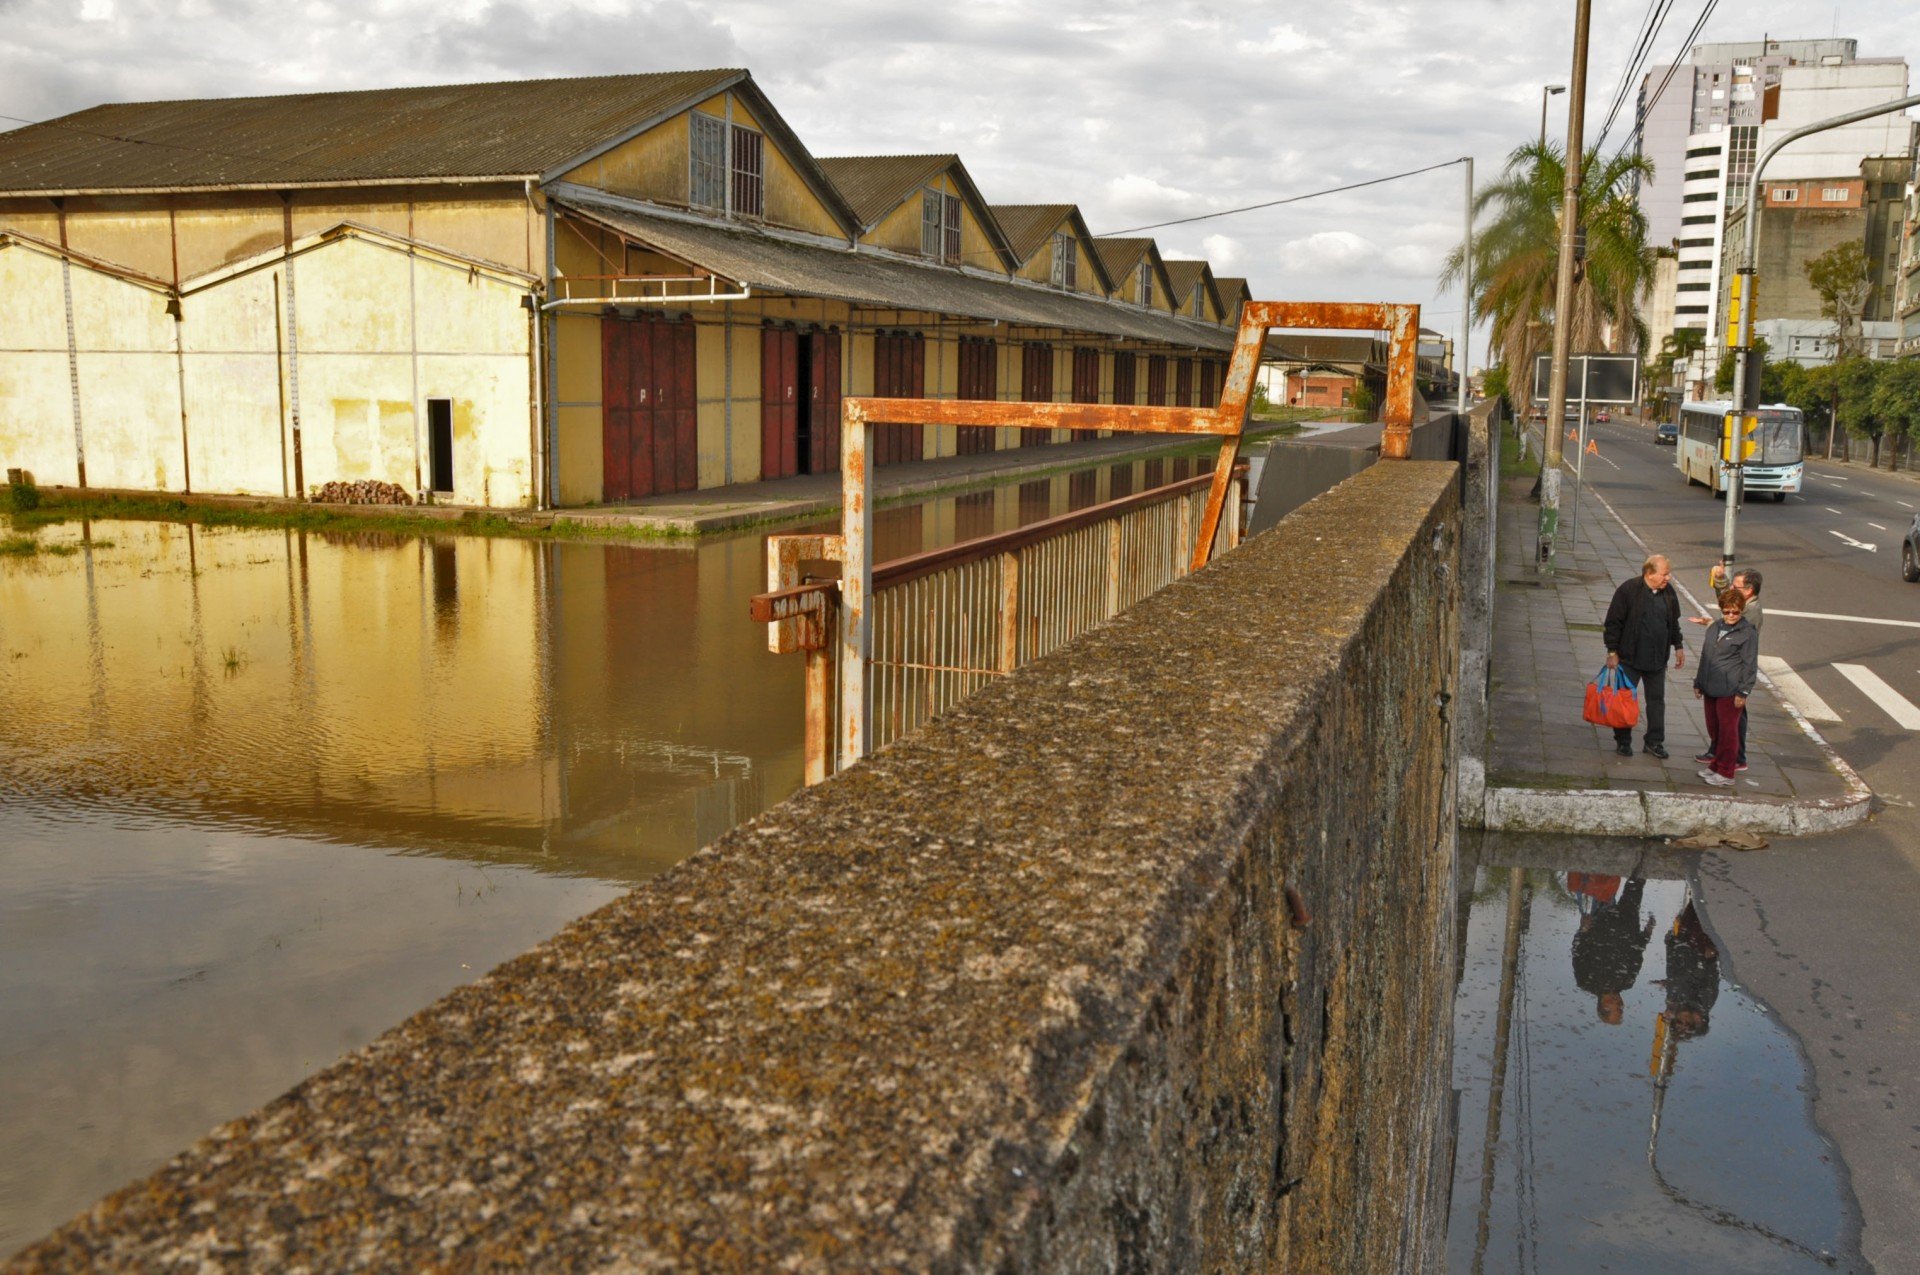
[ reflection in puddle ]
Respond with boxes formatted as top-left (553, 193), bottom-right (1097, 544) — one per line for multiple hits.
top-left (1448, 840), bottom-right (1858, 1272)
top-left (0, 455), bottom-right (1192, 1255)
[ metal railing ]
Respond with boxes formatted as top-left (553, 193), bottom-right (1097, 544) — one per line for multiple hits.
top-left (750, 299), bottom-right (1421, 785)
top-left (865, 469), bottom-right (1242, 753)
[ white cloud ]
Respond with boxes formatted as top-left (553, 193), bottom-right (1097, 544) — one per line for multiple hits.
top-left (1280, 231), bottom-right (1378, 274)
top-left (1201, 234), bottom-right (1242, 268)
top-left (1234, 23), bottom-right (1324, 56)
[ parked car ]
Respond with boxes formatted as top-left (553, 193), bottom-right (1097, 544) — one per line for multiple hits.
top-left (1904, 514), bottom-right (1920, 582)
top-left (1655, 422), bottom-right (1678, 446)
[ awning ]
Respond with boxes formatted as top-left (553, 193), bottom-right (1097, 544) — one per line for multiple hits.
top-left (550, 188), bottom-right (1234, 353)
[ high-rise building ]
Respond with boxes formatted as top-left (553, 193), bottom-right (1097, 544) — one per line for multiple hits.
top-left (1632, 39), bottom-right (1912, 363)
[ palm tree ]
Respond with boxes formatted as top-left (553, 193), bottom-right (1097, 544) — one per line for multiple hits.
top-left (1442, 142), bottom-right (1656, 403)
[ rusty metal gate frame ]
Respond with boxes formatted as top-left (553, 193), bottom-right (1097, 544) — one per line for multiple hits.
top-left (754, 300), bottom-right (1420, 780)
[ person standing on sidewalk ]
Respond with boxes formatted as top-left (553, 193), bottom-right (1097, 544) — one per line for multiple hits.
top-left (1692, 587), bottom-right (1759, 787)
top-left (1602, 554), bottom-right (1687, 758)
top-left (1690, 568), bottom-right (1762, 770)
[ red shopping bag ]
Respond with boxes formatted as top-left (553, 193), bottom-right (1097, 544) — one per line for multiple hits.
top-left (1583, 665), bottom-right (1641, 730)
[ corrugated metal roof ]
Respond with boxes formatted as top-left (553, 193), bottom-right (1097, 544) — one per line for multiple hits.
top-left (554, 193), bottom-right (1232, 352)
top-left (0, 69), bottom-right (744, 194)
top-left (815, 154), bottom-right (955, 229)
top-left (989, 204), bottom-right (1074, 263)
top-left (1093, 237), bottom-right (1152, 284)
top-left (1161, 259), bottom-right (1207, 301)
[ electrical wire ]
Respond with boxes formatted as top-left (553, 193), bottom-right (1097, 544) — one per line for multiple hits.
top-left (1610, 0), bottom-right (1721, 163)
top-left (1094, 157), bottom-right (1470, 237)
top-left (1595, 0), bottom-right (1676, 155)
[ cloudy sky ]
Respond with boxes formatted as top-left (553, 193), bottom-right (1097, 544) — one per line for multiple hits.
top-left (7, 0), bottom-right (1920, 364)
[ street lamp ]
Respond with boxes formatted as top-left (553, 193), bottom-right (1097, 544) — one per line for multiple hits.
top-left (1540, 84), bottom-right (1567, 149)
top-left (1721, 89), bottom-right (1920, 575)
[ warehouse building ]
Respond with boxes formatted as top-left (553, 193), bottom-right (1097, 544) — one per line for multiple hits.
top-left (0, 70), bottom-right (1234, 509)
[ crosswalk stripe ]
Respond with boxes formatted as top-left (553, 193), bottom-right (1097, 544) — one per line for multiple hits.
top-left (1770, 608), bottom-right (1920, 629)
top-left (1758, 657), bottom-right (1842, 722)
top-left (1833, 663), bottom-right (1920, 730)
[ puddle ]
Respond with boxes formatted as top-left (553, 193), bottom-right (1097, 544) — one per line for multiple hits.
top-left (1446, 837), bottom-right (1860, 1272)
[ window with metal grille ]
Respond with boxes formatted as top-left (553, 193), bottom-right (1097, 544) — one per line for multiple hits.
top-left (690, 113), bottom-right (727, 211)
top-left (1137, 267), bottom-right (1153, 308)
top-left (730, 126), bottom-right (763, 218)
top-left (1051, 230), bottom-right (1076, 289)
top-left (943, 193), bottom-right (961, 263)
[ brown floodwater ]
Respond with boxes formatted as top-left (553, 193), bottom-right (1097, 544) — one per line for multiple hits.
top-left (0, 455), bottom-right (1201, 1255)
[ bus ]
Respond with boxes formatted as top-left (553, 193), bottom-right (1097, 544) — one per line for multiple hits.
top-left (1675, 400), bottom-right (1805, 501)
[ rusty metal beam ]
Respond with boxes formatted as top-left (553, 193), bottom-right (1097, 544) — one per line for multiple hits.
top-left (1240, 300), bottom-right (1421, 458)
top-left (748, 582), bottom-right (834, 625)
top-left (842, 397), bottom-right (1238, 436)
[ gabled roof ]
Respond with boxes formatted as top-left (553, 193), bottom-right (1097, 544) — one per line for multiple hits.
top-left (988, 203), bottom-right (1116, 293)
top-left (1214, 276), bottom-right (1251, 321)
top-left (552, 189), bottom-right (1233, 352)
top-left (1161, 259), bottom-right (1220, 319)
top-left (0, 69), bottom-right (748, 196)
top-left (1092, 237), bottom-right (1175, 308)
top-left (815, 153), bottom-right (1016, 271)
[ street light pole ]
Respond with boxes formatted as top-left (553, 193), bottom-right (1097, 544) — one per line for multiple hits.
top-left (1720, 89), bottom-right (1920, 575)
top-left (1539, 84), bottom-right (1566, 149)
top-left (1460, 155), bottom-right (1474, 414)
top-left (1539, 8), bottom-right (1590, 573)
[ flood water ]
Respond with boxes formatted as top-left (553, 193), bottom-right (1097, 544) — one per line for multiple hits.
top-left (0, 454), bottom-right (1212, 1255)
top-left (1447, 836), bottom-right (1859, 1272)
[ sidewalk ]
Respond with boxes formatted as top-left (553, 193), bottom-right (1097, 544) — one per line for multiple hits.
top-left (1480, 469), bottom-right (1870, 838)
top-left (581, 427), bottom-right (1292, 535)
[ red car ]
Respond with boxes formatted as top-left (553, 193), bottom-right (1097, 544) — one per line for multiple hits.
top-left (1595, 409), bottom-right (1611, 423)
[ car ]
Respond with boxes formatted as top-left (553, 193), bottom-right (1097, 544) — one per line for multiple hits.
top-left (1655, 422), bottom-right (1678, 445)
top-left (1905, 514), bottom-right (1920, 582)
top-left (1595, 409), bottom-right (1611, 423)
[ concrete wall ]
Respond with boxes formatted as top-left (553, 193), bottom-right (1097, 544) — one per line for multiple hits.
top-left (16, 461), bottom-right (1463, 1271)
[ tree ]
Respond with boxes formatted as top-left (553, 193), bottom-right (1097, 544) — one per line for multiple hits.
top-left (1868, 358), bottom-right (1920, 471)
top-left (1804, 241), bottom-right (1873, 361)
top-left (1832, 357), bottom-right (1886, 465)
top-left (1712, 336), bottom-right (1787, 402)
top-left (1440, 142), bottom-right (1657, 410)
top-left (1483, 363), bottom-right (1510, 406)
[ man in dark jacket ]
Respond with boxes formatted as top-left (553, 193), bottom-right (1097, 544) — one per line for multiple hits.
top-left (1602, 553), bottom-right (1687, 758)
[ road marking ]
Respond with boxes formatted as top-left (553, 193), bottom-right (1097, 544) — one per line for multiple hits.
top-left (1834, 663), bottom-right (1920, 730)
top-left (1824, 506), bottom-right (1844, 514)
top-left (1868, 522), bottom-right (1888, 531)
top-left (1901, 501), bottom-right (1916, 510)
top-left (1770, 608), bottom-right (1920, 629)
top-left (1758, 656), bottom-right (1841, 723)
top-left (1829, 530), bottom-right (1878, 553)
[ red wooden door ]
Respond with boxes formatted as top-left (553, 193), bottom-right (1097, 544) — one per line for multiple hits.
top-left (1070, 347), bottom-right (1099, 440)
top-left (956, 336), bottom-right (996, 455)
top-left (1174, 358), bottom-right (1193, 408)
top-left (649, 319), bottom-right (698, 496)
top-left (601, 318), bottom-right (635, 503)
top-left (873, 333), bottom-right (924, 465)
top-left (1198, 359), bottom-right (1219, 409)
top-left (1146, 355), bottom-right (1167, 406)
top-left (1112, 352), bottom-right (1137, 407)
top-left (808, 328), bottom-right (842, 474)
top-left (1020, 342), bottom-right (1054, 447)
top-left (761, 326), bottom-right (799, 480)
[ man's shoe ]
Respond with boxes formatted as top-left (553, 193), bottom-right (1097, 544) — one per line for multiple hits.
top-left (1616, 741), bottom-right (1633, 757)
top-left (1694, 751), bottom-right (1716, 764)
top-left (1698, 769), bottom-right (1734, 788)
top-left (1645, 743), bottom-right (1669, 760)
top-left (1735, 761), bottom-right (1748, 772)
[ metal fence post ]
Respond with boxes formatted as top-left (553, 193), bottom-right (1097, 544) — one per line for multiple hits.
top-left (839, 404), bottom-right (873, 770)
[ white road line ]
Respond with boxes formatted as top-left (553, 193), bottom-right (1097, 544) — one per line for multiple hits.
top-left (1901, 501), bottom-right (1916, 510)
top-left (1868, 522), bottom-right (1888, 531)
top-left (1828, 530), bottom-right (1879, 552)
top-left (1824, 506), bottom-right (1844, 514)
top-left (1758, 656), bottom-right (1842, 723)
top-left (1834, 663), bottom-right (1920, 730)
top-left (1769, 608), bottom-right (1920, 629)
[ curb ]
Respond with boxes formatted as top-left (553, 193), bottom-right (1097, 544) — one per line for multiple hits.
top-left (1469, 482), bottom-right (1874, 839)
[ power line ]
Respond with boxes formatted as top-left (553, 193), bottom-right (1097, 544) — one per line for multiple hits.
top-left (1095, 157), bottom-right (1470, 237)
top-left (1610, 0), bottom-right (1721, 162)
top-left (1595, 0), bottom-right (1675, 154)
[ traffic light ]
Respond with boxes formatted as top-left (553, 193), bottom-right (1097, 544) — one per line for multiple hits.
top-left (1724, 276), bottom-right (1743, 349)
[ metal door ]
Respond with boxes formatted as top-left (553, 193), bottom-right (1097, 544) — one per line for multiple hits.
top-left (761, 325), bottom-right (799, 480)
top-left (1070, 347), bottom-right (1099, 440)
top-left (808, 328), bottom-right (843, 474)
top-left (1020, 342), bottom-right (1054, 447)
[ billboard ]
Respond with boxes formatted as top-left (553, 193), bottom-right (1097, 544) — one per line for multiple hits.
top-left (1531, 353), bottom-right (1640, 406)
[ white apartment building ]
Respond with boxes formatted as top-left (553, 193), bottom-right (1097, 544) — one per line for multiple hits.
top-left (1674, 132), bottom-right (1728, 340)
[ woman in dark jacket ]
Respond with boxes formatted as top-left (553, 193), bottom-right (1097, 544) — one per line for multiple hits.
top-left (1692, 588), bottom-right (1758, 786)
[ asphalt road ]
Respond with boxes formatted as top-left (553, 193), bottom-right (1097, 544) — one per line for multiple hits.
top-left (1556, 412), bottom-right (1920, 1272)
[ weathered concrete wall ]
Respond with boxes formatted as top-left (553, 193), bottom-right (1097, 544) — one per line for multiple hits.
top-left (12, 462), bottom-right (1461, 1273)
top-left (1457, 399), bottom-right (1500, 820)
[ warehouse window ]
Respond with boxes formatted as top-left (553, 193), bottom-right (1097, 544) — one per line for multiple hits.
top-left (1051, 230), bottom-right (1076, 289)
top-left (1821, 186), bottom-right (1848, 202)
top-left (920, 188), bottom-right (961, 262)
top-left (1136, 267), bottom-right (1153, 308)
top-left (689, 112), bottom-right (764, 219)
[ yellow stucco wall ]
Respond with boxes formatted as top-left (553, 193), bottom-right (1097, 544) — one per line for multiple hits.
top-left (1014, 222), bottom-right (1103, 295)
top-left (861, 172), bottom-right (1001, 272)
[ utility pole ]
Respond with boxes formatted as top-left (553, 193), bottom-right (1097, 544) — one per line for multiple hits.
top-left (1539, 0), bottom-right (1591, 572)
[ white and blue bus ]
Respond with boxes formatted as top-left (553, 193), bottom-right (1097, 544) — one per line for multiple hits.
top-left (1676, 399), bottom-right (1805, 501)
